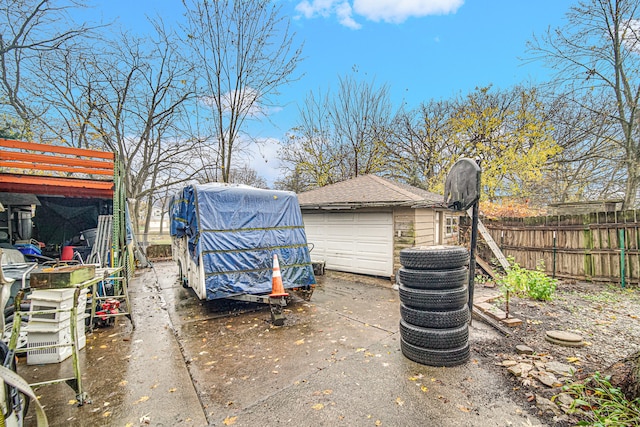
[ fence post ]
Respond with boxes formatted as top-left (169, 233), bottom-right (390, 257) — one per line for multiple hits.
top-left (619, 228), bottom-right (626, 289)
top-left (583, 227), bottom-right (594, 281)
top-left (552, 230), bottom-right (557, 279)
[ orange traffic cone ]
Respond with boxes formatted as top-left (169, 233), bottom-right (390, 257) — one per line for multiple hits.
top-left (269, 254), bottom-right (289, 297)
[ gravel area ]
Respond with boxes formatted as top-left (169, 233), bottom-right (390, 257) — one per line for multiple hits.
top-left (474, 281), bottom-right (640, 425)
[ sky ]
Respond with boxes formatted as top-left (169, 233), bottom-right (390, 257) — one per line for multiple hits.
top-left (85, 0), bottom-right (572, 186)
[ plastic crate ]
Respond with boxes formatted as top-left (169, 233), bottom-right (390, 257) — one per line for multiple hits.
top-left (30, 288), bottom-right (77, 301)
top-left (25, 315), bottom-right (87, 365)
top-left (27, 313), bottom-right (88, 337)
top-left (77, 334), bottom-right (86, 350)
top-left (29, 288), bottom-right (88, 323)
top-left (14, 243), bottom-right (42, 256)
top-left (26, 327), bottom-right (72, 365)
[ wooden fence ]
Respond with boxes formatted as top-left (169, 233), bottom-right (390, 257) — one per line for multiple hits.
top-left (464, 210), bottom-right (640, 286)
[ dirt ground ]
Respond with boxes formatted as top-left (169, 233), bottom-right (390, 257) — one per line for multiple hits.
top-left (475, 279), bottom-right (640, 425)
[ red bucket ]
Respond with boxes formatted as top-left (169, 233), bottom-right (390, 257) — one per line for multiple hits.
top-left (61, 245), bottom-right (75, 260)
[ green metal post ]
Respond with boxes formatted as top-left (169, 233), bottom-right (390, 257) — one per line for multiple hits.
top-left (552, 230), bottom-right (557, 279)
top-left (619, 228), bottom-right (626, 289)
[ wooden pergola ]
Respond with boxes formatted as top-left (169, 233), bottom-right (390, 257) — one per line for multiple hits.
top-left (0, 138), bottom-right (114, 198)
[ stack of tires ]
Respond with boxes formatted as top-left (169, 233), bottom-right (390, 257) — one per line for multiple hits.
top-left (398, 245), bottom-right (470, 367)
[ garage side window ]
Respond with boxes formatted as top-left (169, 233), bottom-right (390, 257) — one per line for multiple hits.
top-left (445, 215), bottom-right (458, 238)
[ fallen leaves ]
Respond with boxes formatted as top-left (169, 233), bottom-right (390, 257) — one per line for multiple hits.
top-left (311, 403), bottom-right (324, 410)
top-left (134, 396), bottom-right (150, 404)
top-left (566, 356), bottom-right (581, 364)
top-left (223, 416), bottom-right (237, 425)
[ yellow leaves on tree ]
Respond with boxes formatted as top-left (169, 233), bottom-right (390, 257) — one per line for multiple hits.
top-left (479, 199), bottom-right (547, 219)
top-left (442, 85), bottom-right (560, 201)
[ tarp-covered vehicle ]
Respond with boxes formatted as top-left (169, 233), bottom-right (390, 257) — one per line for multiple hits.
top-left (170, 183), bottom-right (315, 303)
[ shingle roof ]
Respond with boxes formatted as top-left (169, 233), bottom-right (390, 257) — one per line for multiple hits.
top-left (297, 175), bottom-right (445, 209)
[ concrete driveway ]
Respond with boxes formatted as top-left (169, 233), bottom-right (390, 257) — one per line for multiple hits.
top-left (20, 261), bottom-right (545, 426)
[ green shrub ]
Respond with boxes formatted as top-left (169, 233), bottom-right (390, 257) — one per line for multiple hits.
top-left (562, 372), bottom-right (640, 426)
top-left (497, 258), bottom-right (557, 301)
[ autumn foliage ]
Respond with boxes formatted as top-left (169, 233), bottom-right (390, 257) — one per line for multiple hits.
top-left (479, 199), bottom-right (547, 219)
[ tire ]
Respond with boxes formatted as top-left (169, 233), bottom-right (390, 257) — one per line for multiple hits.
top-left (400, 338), bottom-right (470, 367)
top-left (398, 284), bottom-right (469, 311)
top-left (3, 303), bottom-right (31, 319)
top-left (400, 303), bottom-right (470, 329)
top-left (399, 245), bottom-right (469, 270)
top-left (400, 320), bottom-right (468, 350)
top-left (4, 313), bottom-right (29, 324)
top-left (398, 266), bottom-right (468, 290)
top-left (2, 320), bottom-right (28, 350)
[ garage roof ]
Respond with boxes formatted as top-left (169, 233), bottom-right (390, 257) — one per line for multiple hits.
top-left (297, 174), bottom-right (445, 209)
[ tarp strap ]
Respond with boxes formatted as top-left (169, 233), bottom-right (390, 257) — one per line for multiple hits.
top-left (202, 225), bottom-right (305, 233)
top-left (204, 262), bottom-right (313, 277)
top-left (203, 243), bottom-right (309, 255)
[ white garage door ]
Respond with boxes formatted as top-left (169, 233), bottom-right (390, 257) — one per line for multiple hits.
top-left (303, 212), bottom-right (393, 277)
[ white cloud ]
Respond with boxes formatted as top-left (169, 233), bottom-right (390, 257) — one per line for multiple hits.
top-left (353, 0), bottom-right (463, 23)
top-left (295, 0), bottom-right (463, 28)
top-left (296, 0), bottom-right (337, 18)
top-left (295, 0), bottom-right (360, 28)
top-left (336, 2), bottom-right (362, 29)
top-left (199, 87), bottom-right (264, 117)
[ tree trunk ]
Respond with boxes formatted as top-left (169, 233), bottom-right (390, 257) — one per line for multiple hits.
top-left (604, 350), bottom-right (640, 401)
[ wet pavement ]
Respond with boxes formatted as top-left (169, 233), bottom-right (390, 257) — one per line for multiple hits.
top-left (20, 262), bottom-right (546, 426)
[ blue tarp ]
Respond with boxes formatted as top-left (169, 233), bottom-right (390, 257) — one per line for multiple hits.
top-left (170, 183), bottom-right (315, 300)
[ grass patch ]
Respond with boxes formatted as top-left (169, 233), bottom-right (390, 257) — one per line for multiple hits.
top-left (562, 372), bottom-right (640, 426)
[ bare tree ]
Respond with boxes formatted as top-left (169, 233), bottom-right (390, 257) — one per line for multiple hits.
top-left (280, 88), bottom-right (346, 187)
top-left (532, 92), bottom-right (625, 204)
top-left (48, 24), bottom-right (199, 236)
top-left (30, 41), bottom-right (102, 148)
top-left (228, 165), bottom-right (268, 188)
top-left (181, 0), bottom-right (303, 183)
top-left (384, 100), bottom-right (455, 190)
top-left (331, 75), bottom-right (393, 177)
top-left (0, 0), bottom-right (96, 134)
top-left (281, 75), bottom-right (393, 189)
top-left (528, 0), bottom-right (640, 207)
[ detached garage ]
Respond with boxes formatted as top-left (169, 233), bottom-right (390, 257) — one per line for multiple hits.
top-left (298, 175), bottom-right (460, 279)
